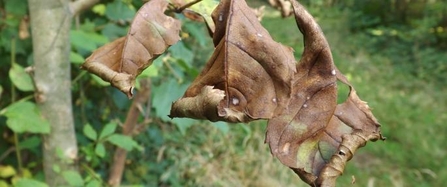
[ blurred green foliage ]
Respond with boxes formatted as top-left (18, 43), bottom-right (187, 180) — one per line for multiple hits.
top-left (0, 0), bottom-right (446, 186)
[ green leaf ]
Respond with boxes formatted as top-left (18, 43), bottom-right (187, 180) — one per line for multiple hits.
top-left (9, 63), bottom-right (34, 91)
top-left (70, 52), bottom-right (85, 64)
top-left (0, 165), bottom-right (16, 178)
top-left (0, 180), bottom-right (8, 187)
top-left (95, 143), bottom-right (106, 158)
top-left (139, 55), bottom-right (163, 79)
top-left (14, 178), bottom-right (48, 187)
top-left (70, 30), bottom-right (108, 52)
top-left (169, 42), bottom-right (193, 65)
top-left (92, 4), bottom-right (106, 16)
top-left (184, 22), bottom-right (208, 47)
top-left (85, 180), bottom-right (102, 187)
top-left (152, 79), bottom-right (189, 122)
top-left (139, 65), bottom-right (158, 78)
top-left (101, 23), bottom-right (128, 40)
top-left (172, 118), bottom-right (196, 135)
top-left (99, 123), bottom-right (117, 140)
top-left (105, 0), bottom-right (135, 21)
top-left (90, 74), bottom-right (110, 87)
top-left (62, 170), bottom-right (84, 187)
top-left (19, 136), bottom-right (41, 150)
top-left (189, 0), bottom-right (219, 31)
top-left (83, 124), bottom-right (97, 141)
top-left (2, 101), bottom-right (50, 134)
top-left (106, 134), bottom-right (140, 151)
top-left (5, 0), bottom-right (28, 16)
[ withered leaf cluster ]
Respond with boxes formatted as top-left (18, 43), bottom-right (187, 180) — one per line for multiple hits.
top-left (82, 0), bottom-right (384, 186)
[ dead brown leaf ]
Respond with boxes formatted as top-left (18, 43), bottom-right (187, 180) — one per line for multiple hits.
top-left (81, 0), bottom-right (181, 98)
top-left (265, 1), bottom-right (384, 186)
top-left (169, 0), bottom-right (295, 122)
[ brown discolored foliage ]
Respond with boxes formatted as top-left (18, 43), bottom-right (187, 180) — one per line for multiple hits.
top-left (83, 0), bottom-right (384, 186)
top-left (170, 0), bottom-right (296, 122)
top-left (170, 0), bottom-right (384, 186)
top-left (264, 2), bottom-right (384, 186)
top-left (81, 0), bottom-right (181, 98)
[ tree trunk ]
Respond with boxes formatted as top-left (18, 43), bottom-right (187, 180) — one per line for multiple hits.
top-left (28, 0), bottom-right (79, 186)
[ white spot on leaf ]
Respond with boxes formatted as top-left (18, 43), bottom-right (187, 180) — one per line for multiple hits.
top-left (282, 143), bottom-right (290, 154)
top-left (218, 13), bottom-right (223, 21)
top-left (231, 97), bottom-right (239, 105)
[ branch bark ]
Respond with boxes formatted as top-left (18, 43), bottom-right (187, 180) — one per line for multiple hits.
top-left (108, 79), bottom-right (152, 187)
top-left (28, 0), bottom-right (79, 186)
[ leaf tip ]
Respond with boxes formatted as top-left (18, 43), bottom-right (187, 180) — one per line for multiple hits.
top-left (127, 86), bottom-right (135, 99)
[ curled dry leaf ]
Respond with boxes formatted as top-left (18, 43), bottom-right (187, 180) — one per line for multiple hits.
top-left (265, 1), bottom-right (384, 186)
top-left (169, 0), bottom-right (295, 122)
top-left (81, 0), bottom-right (181, 98)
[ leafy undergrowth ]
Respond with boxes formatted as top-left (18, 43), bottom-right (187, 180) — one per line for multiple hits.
top-left (126, 121), bottom-right (307, 187)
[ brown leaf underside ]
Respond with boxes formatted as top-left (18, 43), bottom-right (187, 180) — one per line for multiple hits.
top-left (81, 0), bottom-right (181, 98)
top-left (170, 0), bottom-right (384, 186)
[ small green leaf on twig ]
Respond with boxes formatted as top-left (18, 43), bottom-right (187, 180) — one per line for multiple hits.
top-left (99, 123), bottom-right (117, 140)
top-left (83, 124), bottom-right (98, 141)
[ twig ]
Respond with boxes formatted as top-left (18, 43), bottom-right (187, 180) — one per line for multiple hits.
top-left (81, 163), bottom-right (103, 182)
top-left (173, 0), bottom-right (202, 13)
top-left (163, 58), bottom-right (183, 83)
top-left (69, 0), bottom-right (100, 16)
top-left (108, 79), bottom-right (151, 187)
top-left (0, 147), bottom-right (15, 163)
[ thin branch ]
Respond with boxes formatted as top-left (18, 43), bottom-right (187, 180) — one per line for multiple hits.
top-left (173, 0), bottom-right (202, 13)
top-left (0, 147), bottom-right (15, 163)
top-left (164, 58), bottom-right (183, 83)
top-left (108, 79), bottom-right (151, 187)
top-left (69, 0), bottom-right (100, 16)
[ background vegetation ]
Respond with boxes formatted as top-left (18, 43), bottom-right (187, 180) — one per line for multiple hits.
top-left (1, 0), bottom-right (446, 186)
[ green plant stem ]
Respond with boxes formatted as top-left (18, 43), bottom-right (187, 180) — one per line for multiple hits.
top-left (81, 163), bottom-right (102, 182)
top-left (164, 59), bottom-right (182, 83)
top-left (11, 37), bottom-right (16, 102)
top-left (10, 37), bottom-right (23, 175)
top-left (13, 133), bottom-right (23, 175)
top-left (72, 71), bottom-right (87, 84)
